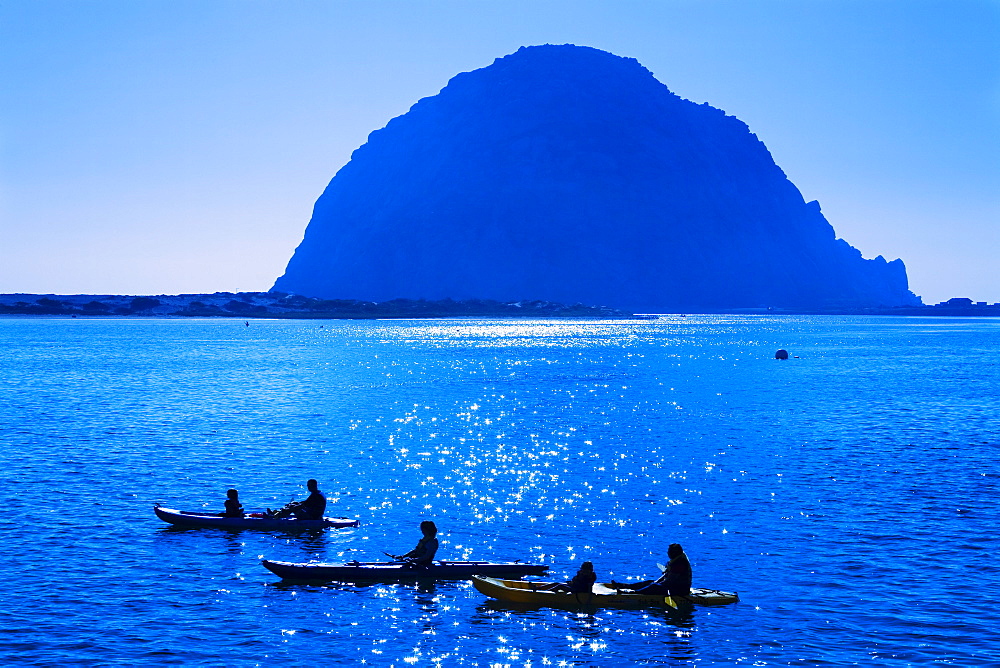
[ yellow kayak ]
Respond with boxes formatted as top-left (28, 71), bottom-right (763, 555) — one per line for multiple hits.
top-left (472, 576), bottom-right (739, 609)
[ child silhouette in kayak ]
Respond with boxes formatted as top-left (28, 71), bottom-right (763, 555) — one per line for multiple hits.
top-left (221, 489), bottom-right (244, 517)
top-left (542, 561), bottom-right (597, 593)
top-left (569, 561), bottom-right (597, 593)
top-left (395, 520), bottom-right (438, 568)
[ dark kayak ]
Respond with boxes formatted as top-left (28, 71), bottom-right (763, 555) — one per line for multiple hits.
top-left (154, 505), bottom-right (359, 530)
top-left (261, 559), bottom-right (549, 581)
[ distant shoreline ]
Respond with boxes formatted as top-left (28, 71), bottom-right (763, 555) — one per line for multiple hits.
top-left (2, 292), bottom-right (998, 319)
top-left (0, 292), bottom-right (641, 319)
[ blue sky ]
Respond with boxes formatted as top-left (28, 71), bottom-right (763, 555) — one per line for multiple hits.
top-left (2, 0), bottom-right (997, 304)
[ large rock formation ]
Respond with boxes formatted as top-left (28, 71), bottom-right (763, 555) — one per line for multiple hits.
top-left (273, 44), bottom-right (920, 311)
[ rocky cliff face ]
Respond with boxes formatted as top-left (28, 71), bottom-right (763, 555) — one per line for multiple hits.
top-left (273, 44), bottom-right (920, 311)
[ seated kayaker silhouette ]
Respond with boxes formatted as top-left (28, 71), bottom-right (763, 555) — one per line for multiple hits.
top-left (391, 520), bottom-right (438, 568)
top-left (220, 488), bottom-right (244, 518)
top-left (622, 543), bottom-right (692, 596)
top-left (540, 561), bottom-right (597, 595)
top-left (271, 479), bottom-right (326, 520)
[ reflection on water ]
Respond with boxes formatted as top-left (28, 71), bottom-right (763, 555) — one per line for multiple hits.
top-left (1, 316), bottom-right (998, 664)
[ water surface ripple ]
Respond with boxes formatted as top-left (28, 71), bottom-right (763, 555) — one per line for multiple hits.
top-left (1, 316), bottom-right (998, 665)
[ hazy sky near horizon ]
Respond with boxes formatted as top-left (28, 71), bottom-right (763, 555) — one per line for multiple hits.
top-left (2, 0), bottom-right (998, 304)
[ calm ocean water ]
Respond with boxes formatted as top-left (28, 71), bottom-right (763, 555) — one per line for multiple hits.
top-left (1, 315), bottom-right (998, 666)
